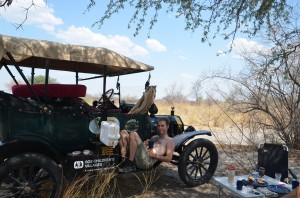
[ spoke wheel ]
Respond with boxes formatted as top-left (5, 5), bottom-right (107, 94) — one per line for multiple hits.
top-left (0, 153), bottom-right (62, 198)
top-left (178, 139), bottom-right (218, 187)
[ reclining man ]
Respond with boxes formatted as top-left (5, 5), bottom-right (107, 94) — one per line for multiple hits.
top-left (118, 118), bottom-right (175, 173)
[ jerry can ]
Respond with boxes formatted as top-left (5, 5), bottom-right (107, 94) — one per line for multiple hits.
top-left (100, 121), bottom-right (120, 147)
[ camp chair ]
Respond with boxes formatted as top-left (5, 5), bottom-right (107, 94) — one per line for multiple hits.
top-left (257, 143), bottom-right (297, 182)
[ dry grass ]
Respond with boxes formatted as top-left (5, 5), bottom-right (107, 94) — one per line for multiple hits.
top-left (133, 169), bottom-right (159, 195)
top-left (63, 168), bottom-right (159, 198)
top-left (63, 169), bottom-right (117, 198)
top-left (156, 101), bottom-right (247, 130)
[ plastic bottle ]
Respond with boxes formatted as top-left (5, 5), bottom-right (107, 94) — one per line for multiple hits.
top-left (227, 166), bottom-right (236, 183)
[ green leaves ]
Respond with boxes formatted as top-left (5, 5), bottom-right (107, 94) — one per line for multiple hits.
top-left (90, 0), bottom-right (292, 44)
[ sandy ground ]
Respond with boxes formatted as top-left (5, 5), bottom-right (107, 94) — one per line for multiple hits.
top-left (114, 144), bottom-right (300, 198)
top-left (114, 163), bottom-right (220, 198)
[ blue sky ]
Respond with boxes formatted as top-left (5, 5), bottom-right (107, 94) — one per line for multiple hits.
top-left (0, 0), bottom-right (256, 99)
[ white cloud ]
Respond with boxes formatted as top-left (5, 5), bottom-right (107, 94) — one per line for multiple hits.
top-left (0, 0), bottom-right (63, 32)
top-left (132, 45), bottom-right (149, 57)
top-left (231, 38), bottom-right (267, 59)
top-left (56, 26), bottom-right (149, 57)
top-left (146, 39), bottom-right (167, 52)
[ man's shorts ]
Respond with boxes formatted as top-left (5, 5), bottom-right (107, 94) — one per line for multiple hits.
top-left (135, 143), bottom-right (157, 169)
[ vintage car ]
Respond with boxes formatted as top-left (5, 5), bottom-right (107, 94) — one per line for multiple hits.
top-left (0, 34), bottom-right (218, 197)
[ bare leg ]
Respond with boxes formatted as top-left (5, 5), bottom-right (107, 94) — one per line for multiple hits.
top-left (129, 132), bottom-right (142, 161)
top-left (119, 130), bottom-right (129, 158)
top-left (118, 131), bottom-right (141, 173)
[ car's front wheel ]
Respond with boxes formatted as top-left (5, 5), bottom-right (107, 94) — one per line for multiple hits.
top-left (178, 138), bottom-right (218, 187)
top-left (0, 153), bottom-right (62, 198)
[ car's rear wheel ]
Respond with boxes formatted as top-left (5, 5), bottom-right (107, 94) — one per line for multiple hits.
top-left (178, 139), bottom-right (218, 187)
top-left (0, 153), bottom-right (62, 198)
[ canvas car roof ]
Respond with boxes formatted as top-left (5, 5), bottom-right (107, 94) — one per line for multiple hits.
top-left (0, 34), bottom-right (154, 76)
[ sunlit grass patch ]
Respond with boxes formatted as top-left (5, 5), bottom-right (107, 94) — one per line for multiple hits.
top-left (63, 169), bottom-right (117, 198)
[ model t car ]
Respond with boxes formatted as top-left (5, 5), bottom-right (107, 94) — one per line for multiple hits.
top-left (0, 34), bottom-right (218, 197)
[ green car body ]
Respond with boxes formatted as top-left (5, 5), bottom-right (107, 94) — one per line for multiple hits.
top-left (0, 35), bottom-right (218, 197)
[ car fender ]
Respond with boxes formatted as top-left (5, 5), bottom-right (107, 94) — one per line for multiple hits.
top-left (0, 137), bottom-right (63, 163)
top-left (173, 130), bottom-right (212, 152)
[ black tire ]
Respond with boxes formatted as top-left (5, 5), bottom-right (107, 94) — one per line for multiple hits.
top-left (178, 138), bottom-right (218, 187)
top-left (0, 153), bottom-right (62, 198)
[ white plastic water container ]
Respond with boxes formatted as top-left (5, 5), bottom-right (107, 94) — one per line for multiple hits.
top-left (100, 121), bottom-right (120, 148)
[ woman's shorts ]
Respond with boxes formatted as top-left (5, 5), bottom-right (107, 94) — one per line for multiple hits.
top-left (134, 143), bottom-right (157, 169)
